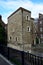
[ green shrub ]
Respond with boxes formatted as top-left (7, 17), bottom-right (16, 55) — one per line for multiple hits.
top-left (10, 58), bottom-right (21, 65)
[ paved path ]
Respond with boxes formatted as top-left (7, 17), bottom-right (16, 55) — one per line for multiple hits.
top-left (0, 54), bottom-right (31, 65)
top-left (0, 54), bottom-right (16, 65)
top-left (31, 51), bottom-right (43, 57)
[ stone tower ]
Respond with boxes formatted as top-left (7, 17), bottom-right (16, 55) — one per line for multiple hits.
top-left (8, 7), bottom-right (35, 52)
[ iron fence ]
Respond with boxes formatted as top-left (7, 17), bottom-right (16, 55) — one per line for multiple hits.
top-left (0, 45), bottom-right (43, 65)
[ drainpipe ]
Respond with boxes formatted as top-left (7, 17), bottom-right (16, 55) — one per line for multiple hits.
top-left (39, 38), bottom-right (40, 44)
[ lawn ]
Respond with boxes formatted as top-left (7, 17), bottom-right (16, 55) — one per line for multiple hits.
top-left (10, 58), bottom-right (22, 65)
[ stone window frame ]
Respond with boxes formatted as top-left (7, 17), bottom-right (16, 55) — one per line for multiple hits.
top-left (41, 40), bottom-right (43, 43)
top-left (27, 26), bottom-right (30, 32)
top-left (40, 21), bottom-right (42, 24)
top-left (40, 27), bottom-right (42, 32)
top-left (40, 34), bottom-right (43, 38)
top-left (26, 15), bottom-right (30, 21)
top-left (16, 37), bottom-right (18, 41)
top-left (9, 36), bottom-right (11, 40)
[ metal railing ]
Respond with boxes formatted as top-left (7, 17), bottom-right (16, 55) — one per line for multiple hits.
top-left (0, 45), bottom-right (43, 65)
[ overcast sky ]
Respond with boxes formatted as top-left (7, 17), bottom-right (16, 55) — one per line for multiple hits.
top-left (0, 0), bottom-right (43, 23)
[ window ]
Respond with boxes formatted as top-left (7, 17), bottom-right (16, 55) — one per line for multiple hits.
top-left (27, 26), bottom-right (30, 32)
top-left (40, 21), bottom-right (42, 24)
top-left (16, 37), bottom-right (18, 41)
top-left (26, 15), bottom-right (30, 20)
top-left (40, 34), bottom-right (43, 38)
top-left (10, 37), bottom-right (11, 39)
top-left (40, 28), bottom-right (42, 32)
top-left (41, 40), bottom-right (43, 43)
top-left (9, 36), bottom-right (11, 40)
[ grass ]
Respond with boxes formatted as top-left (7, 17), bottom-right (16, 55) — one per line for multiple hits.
top-left (39, 43), bottom-right (43, 47)
top-left (10, 58), bottom-right (21, 65)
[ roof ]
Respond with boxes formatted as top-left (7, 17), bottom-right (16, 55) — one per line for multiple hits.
top-left (8, 7), bottom-right (31, 18)
top-left (30, 18), bottom-right (34, 20)
top-left (39, 13), bottom-right (43, 16)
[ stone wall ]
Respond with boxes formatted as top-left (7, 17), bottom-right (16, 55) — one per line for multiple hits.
top-left (8, 9), bottom-right (22, 44)
top-left (8, 7), bottom-right (35, 52)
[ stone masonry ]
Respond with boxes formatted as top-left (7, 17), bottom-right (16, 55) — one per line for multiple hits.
top-left (7, 7), bottom-right (36, 52)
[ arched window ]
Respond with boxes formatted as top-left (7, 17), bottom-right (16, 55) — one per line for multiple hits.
top-left (26, 15), bottom-right (30, 20)
top-left (9, 36), bottom-right (11, 40)
top-left (27, 26), bottom-right (30, 32)
top-left (16, 37), bottom-right (18, 41)
top-left (40, 21), bottom-right (42, 24)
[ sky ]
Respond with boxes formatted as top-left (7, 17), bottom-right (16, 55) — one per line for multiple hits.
top-left (0, 0), bottom-right (43, 24)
